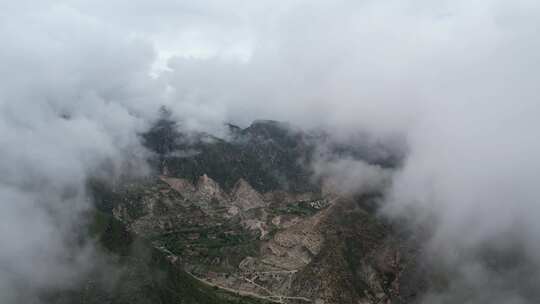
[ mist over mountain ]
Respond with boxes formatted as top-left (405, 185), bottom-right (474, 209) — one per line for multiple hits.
top-left (2, 1), bottom-right (540, 303)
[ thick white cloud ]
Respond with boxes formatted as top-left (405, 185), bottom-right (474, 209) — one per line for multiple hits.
top-left (0, 3), bottom-right (162, 302)
top-left (2, 0), bottom-right (540, 302)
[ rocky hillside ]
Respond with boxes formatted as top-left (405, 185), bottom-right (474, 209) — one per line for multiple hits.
top-left (41, 208), bottom-right (273, 304)
top-left (47, 115), bottom-right (422, 304)
top-left (141, 111), bottom-right (399, 193)
top-left (104, 171), bottom-right (421, 304)
top-left (80, 116), bottom-right (419, 304)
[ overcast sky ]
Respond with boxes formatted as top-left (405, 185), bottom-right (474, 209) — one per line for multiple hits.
top-left (1, 1), bottom-right (540, 303)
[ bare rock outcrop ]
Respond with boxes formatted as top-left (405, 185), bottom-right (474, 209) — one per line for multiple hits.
top-left (230, 178), bottom-right (267, 211)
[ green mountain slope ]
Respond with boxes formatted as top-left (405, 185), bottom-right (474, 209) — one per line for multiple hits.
top-left (43, 210), bottom-right (271, 304)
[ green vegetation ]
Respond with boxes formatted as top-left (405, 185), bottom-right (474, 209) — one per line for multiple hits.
top-left (269, 200), bottom-right (321, 217)
top-left (142, 116), bottom-right (318, 193)
top-left (45, 211), bottom-right (271, 304)
top-left (155, 224), bottom-right (260, 273)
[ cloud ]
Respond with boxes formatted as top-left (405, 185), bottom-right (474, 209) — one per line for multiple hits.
top-left (0, 3), bottom-right (162, 302)
top-left (313, 157), bottom-right (391, 195)
top-left (2, 0), bottom-right (540, 302)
